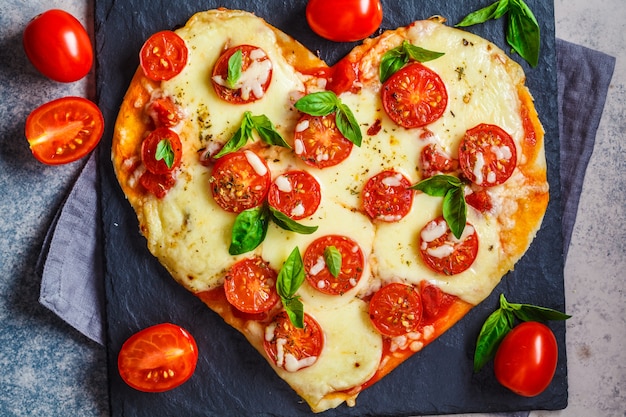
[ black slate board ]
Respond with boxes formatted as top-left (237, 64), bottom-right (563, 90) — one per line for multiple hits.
top-left (96, 1), bottom-right (567, 416)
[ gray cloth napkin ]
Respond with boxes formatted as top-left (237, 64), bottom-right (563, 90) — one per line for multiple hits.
top-left (37, 40), bottom-right (616, 352)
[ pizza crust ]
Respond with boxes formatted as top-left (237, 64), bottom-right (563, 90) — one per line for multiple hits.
top-left (112, 9), bottom-right (548, 413)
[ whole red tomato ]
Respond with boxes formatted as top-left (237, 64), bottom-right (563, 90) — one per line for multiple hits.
top-left (23, 9), bottom-right (93, 82)
top-left (306, 0), bottom-right (383, 42)
top-left (118, 323), bottom-right (198, 392)
top-left (494, 321), bottom-right (558, 397)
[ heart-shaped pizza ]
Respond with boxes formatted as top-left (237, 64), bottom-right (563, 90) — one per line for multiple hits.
top-left (112, 8), bottom-right (548, 412)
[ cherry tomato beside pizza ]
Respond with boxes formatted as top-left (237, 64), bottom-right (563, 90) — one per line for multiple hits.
top-left (304, 235), bottom-right (365, 295)
top-left (494, 321), bottom-right (558, 397)
top-left (268, 170), bottom-right (321, 220)
top-left (381, 62), bottom-right (448, 129)
top-left (369, 282), bottom-right (422, 337)
top-left (25, 97), bottom-right (104, 165)
top-left (264, 311), bottom-right (324, 372)
top-left (419, 216), bottom-right (478, 275)
top-left (23, 9), bottom-right (93, 83)
top-left (223, 257), bottom-right (280, 314)
top-left (306, 0), bottom-right (383, 42)
top-left (459, 123), bottom-right (517, 187)
top-left (362, 170), bottom-right (414, 222)
top-left (118, 323), bottom-right (198, 393)
top-left (212, 45), bottom-right (273, 104)
top-left (141, 127), bottom-right (183, 175)
top-left (210, 150), bottom-right (271, 213)
top-left (293, 113), bottom-right (353, 168)
top-left (140, 30), bottom-right (188, 81)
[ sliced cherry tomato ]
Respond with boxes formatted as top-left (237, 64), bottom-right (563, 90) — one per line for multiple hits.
top-left (494, 321), bottom-right (558, 397)
top-left (306, 0), bottom-right (383, 42)
top-left (419, 216), bottom-right (479, 275)
top-left (293, 113), bottom-right (353, 168)
top-left (212, 45), bottom-right (273, 104)
top-left (420, 143), bottom-right (459, 179)
top-left (118, 323), bottom-right (198, 393)
top-left (25, 97), bottom-right (103, 165)
top-left (419, 280), bottom-right (456, 321)
top-left (139, 170), bottom-right (176, 199)
top-left (381, 62), bottom-right (448, 129)
top-left (263, 311), bottom-right (324, 372)
top-left (327, 57), bottom-right (358, 95)
top-left (140, 30), bottom-right (188, 81)
top-left (362, 170), bottom-right (413, 222)
top-left (223, 257), bottom-right (280, 314)
top-left (268, 170), bottom-right (321, 220)
top-left (458, 123), bottom-right (517, 186)
top-left (146, 97), bottom-right (182, 128)
top-left (210, 150), bottom-right (271, 213)
top-left (23, 9), bottom-right (93, 83)
top-left (465, 188), bottom-right (493, 212)
top-left (369, 282), bottom-right (422, 337)
top-left (304, 235), bottom-right (365, 295)
top-left (141, 127), bottom-right (183, 175)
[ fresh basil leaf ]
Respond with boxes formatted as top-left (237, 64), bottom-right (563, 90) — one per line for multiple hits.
top-left (226, 48), bottom-right (242, 88)
top-left (277, 247), bottom-right (305, 298)
top-left (456, 0), bottom-right (505, 27)
top-left (413, 174), bottom-right (462, 197)
top-left (229, 205), bottom-right (270, 255)
top-left (155, 139), bottom-right (175, 168)
top-left (284, 297), bottom-right (304, 329)
top-left (507, 0), bottom-right (540, 67)
top-left (324, 246), bottom-right (342, 278)
top-left (277, 247), bottom-right (306, 328)
top-left (270, 207), bottom-right (318, 235)
top-left (443, 186), bottom-right (467, 239)
top-left (404, 42), bottom-right (445, 63)
top-left (509, 302), bottom-right (572, 322)
top-left (379, 41), bottom-right (444, 82)
top-left (335, 103), bottom-right (362, 147)
top-left (294, 91), bottom-right (339, 116)
top-left (214, 112), bottom-right (253, 158)
top-left (249, 114), bottom-right (291, 149)
top-left (473, 307), bottom-right (514, 372)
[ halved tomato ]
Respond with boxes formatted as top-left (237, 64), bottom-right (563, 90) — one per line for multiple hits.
top-left (267, 170), bottom-right (321, 220)
top-left (25, 97), bottom-right (104, 165)
top-left (293, 113), bottom-right (353, 168)
top-left (362, 169), bottom-right (413, 222)
top-left (118, 323), bottom-right (198, 393)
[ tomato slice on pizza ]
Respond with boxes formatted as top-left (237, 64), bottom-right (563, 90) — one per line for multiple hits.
top-left (381, 62), bottom-right (448, 129)
top-left (303, 235), bottom-right (365, 295)
top-left (212, 44), bottom-right (273, 104)
top-left (293, 113), bottom-right (354, 168)
top-left (268, 170), bottom-right (321, 220)
top-left (210, 150), bottom-right (271, 213)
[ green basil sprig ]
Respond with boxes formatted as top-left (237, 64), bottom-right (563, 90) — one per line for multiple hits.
top-left (379, 40), bottom-right (445, 83)
top-left (215, 111), bottom-right (290, 159)
top-left (229, 204), bottom-right (318, 255)
top-left (456, 0), bottom-right (540, 67)
top-left (294, 91), bottom-right (362, 147)
top-left (474, 293), bottom-right (571, 372)
top-left (277, 247), bottom-right (306, 328)
top-left (323, 246), bottom-right (342, 278)
top-left (226, 49), bottom-right (242, 88)
top-left (412, 174), bottom-right (467, 239)
top-left (155, 139), bottom-right (175, 169)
